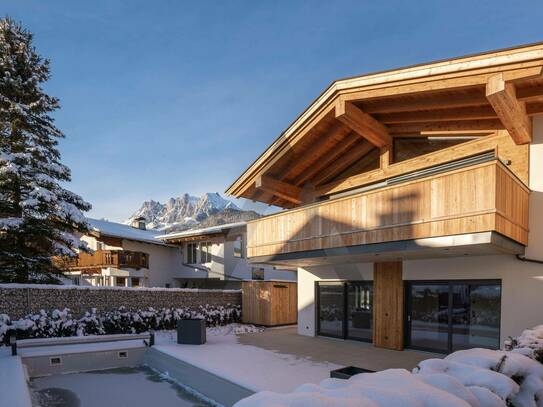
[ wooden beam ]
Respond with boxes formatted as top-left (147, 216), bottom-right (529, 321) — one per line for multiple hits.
top-left (388, 119), bottom-right (504, 134)
top-left (277, 122), bottom-right (351, 183)
top-left (315, 132), bottom-right (514, 196)
top-left (255, 175), bottom-right (302, 205)
top-left (486, 73), bottom-right (532, 145)
top-left (335, 100), bottom-right (392, 147)
top-left (311, 141), bottom-right (375, 186)
top-left (291, 132), bottom-right (362, 186)
top-left (380, 145), bottom-right (392, 169)
top-left (377, 105), bottom-right (497, 124)
top-left (517, 84), bottom-right (543, 102)
top-left (361, 89), bottom-right (488, 114)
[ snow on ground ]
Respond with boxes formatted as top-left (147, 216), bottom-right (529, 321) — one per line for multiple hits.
top-left (235, 346), bottom-right (543, 407)
top-left (0, 349), bottom-right (33, 407)
top-left (154, 324), bottom-right (341, 393)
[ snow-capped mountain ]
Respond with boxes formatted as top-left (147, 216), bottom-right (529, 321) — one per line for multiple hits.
top-left (125, 193), bottom-right (260, 232)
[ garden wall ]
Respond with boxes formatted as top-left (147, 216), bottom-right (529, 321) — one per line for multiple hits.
top-left (0, 284), bottom-right (242, 319)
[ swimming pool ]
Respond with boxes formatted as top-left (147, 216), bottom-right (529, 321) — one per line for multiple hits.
top-left (30, 366), bottom-right (214, 407)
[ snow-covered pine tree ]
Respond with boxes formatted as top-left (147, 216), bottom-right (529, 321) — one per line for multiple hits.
top-left (0, 17), bottom-right (91, 283)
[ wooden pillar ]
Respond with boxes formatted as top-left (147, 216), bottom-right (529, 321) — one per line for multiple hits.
top-left (373, 261), bottom-right (404, 350)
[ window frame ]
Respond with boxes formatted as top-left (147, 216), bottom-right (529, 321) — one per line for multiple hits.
top-left (186, 243), bottom-right (198, 264)
top-left (233, 235), bottom-right (244, 258)
top-left (200, 241), bottom-right (212, 264)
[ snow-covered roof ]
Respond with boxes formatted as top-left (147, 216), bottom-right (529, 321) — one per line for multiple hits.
top-left (87, 218), bottom-right (166, 245)
top-left (157, 221), bottom-right (247, 240)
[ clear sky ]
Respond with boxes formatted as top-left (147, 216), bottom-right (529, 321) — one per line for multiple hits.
top-left (3, 1), bottom-right (543, 221)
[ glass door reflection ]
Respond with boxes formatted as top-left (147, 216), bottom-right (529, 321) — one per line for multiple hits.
top-left (317, 282), bottom-right (345, 338)
top-left (347, 282), bottom-right (373, 342)
top-left (408, 283), bottom-right (449, 352)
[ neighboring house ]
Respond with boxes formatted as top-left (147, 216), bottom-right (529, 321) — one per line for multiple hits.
top-left (157, 222), bottom-right (296, 288)
top-left (63, 219), bottom-right (295, 288)
top-left (63, 217), bottom-right (183, 288)
top-left (226, 42), bottom-right (543, 354)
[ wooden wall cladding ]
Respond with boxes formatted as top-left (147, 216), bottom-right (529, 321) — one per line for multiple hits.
top-left (247, 160), bottom-right (529, 258)
top-left (242, 281), bottom-right (297, 326)
top-left (373, 262), bottom-right (404, 350)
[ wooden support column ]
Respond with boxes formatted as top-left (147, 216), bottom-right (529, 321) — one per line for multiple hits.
top-left (373, 261), bottom-right (404, 350)
top-left (380, 144), bottom-right (392, 169)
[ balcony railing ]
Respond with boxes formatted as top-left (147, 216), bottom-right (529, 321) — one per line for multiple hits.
top-left (247, 159), bottom-right (529, 259)
top-left (60, 250), bottom-right (149, 270)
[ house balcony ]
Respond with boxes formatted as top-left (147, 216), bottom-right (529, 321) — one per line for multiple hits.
top-left (60, 250), bottom-right (150, 271)
top-left (247, 156), bottom-right (529, 266)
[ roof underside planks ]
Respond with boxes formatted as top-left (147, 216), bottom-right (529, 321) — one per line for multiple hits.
top-left (225, 42), bottom-right (543, 208)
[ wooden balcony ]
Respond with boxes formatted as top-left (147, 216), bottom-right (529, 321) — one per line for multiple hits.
top-left (60, 250), bottom-right (149, 271)
top-left (247, 159), bottom-right (529, 262)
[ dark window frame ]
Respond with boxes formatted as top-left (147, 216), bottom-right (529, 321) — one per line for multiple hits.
top-left (315, 280), bottom-right (374, 343)
top-left (404, 279), bottom-right (502, 354)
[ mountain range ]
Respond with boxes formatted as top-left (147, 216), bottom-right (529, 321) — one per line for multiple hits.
top-left (125, 192), bottom-right (261, 232)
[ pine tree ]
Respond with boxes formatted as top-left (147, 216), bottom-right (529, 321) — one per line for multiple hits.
top-left (0, 17), bottom-right (91, 283)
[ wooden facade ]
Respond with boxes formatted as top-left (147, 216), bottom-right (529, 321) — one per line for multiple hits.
top-left (373, 262), bottom-right (404, 350)
top-left (60, 250), bottom-right (149, 271)
top-left (226, 43), bottom-right (543, 350)
top-left (242, 281), bottom-right (297, 326)
top-left (247, 159), bottom-right (529, 258)
top-left (226, 44), bottom-right (543, 208)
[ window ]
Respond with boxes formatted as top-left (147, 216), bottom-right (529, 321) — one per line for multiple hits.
top-left (233, 235), bottom-right (243, 258)
top-left (200, 241), bottom-right (212, 263)
top-left (251, 267), bottom-right (265, 280)
top-left (131, 277), bottom-right (140, 288)
top-left (187, 243), bottom-right (198, 264)
top-left (116, 277), bottom-right (126, 287)
top-left (317, 281), bottom-right (373, 342)
top-left (406, 280), bottom-right (501, 353)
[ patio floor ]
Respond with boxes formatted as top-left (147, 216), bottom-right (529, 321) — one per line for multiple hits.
top-left (238, 325), bottom-right (440, 372)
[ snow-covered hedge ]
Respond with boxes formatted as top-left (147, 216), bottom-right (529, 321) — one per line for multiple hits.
top-left (0, 304), bottom-right (241, 345)
top-left (505, 325), bottom-right (543, 365)
top-left (236, 336), bottom-right (543, 407)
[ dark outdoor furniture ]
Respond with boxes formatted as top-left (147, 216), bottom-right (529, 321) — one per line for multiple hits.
top-left (177, 319), bottom-right (206, 345)
top-left (330, 366), bottom-right (374, 379)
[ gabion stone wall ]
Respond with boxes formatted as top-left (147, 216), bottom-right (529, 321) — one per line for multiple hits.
top-left (0, 285), bottom-right (242, 319)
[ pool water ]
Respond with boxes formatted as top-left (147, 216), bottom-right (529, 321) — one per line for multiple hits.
top-left (30, 366), bottom-right (215, 407)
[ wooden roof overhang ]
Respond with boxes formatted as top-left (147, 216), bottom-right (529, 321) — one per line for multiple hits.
top-left (162, 232), bottom-right (225, 245)
top-left (225, 42), bottom-right (543, 208)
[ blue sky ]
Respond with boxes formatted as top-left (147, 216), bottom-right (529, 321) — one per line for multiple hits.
top-left (3, 1), bottom-right (543, 221)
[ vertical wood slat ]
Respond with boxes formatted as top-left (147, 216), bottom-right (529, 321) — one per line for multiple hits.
top-left (242, 281), bottom-right (297, 326)
top-left (373, 261), bottom-right (404, 350)
top-left (247, 160), bottom-right (529, 258)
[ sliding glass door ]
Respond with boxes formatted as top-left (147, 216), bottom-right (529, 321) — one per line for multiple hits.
top-left (408, 283), bottom-right (449, 352)
top-left (347, 283), bottom-right (373, 341)
top-left (317, 281), bottom-right (373, 342)
top-left (317, 282), bottom-right (345, 338)
top-left (406, 280), bottom-right (501, 353)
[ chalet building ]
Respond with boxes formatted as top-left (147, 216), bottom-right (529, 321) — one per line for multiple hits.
top-left (157, 222), bottom-right (295, 288)
top-left (226, 42), bottom-right (543, 353)
top-left (63, 219), bottom-right (295, 288)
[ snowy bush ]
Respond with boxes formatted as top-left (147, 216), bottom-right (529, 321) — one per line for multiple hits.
top-left (236, 345), bottom-right (543, 407)
top-left (0, 304), bottom-right (241, 344)
top-left (505, 325), bottom-right (543, 365)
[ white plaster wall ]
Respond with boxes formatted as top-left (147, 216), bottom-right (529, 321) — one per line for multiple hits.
top-left (122, 240), bottom-right (183, 287)
top-left (297, 115), bottom-right (543, 343)
top-left (298, 263), bottom-right (373, 337)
